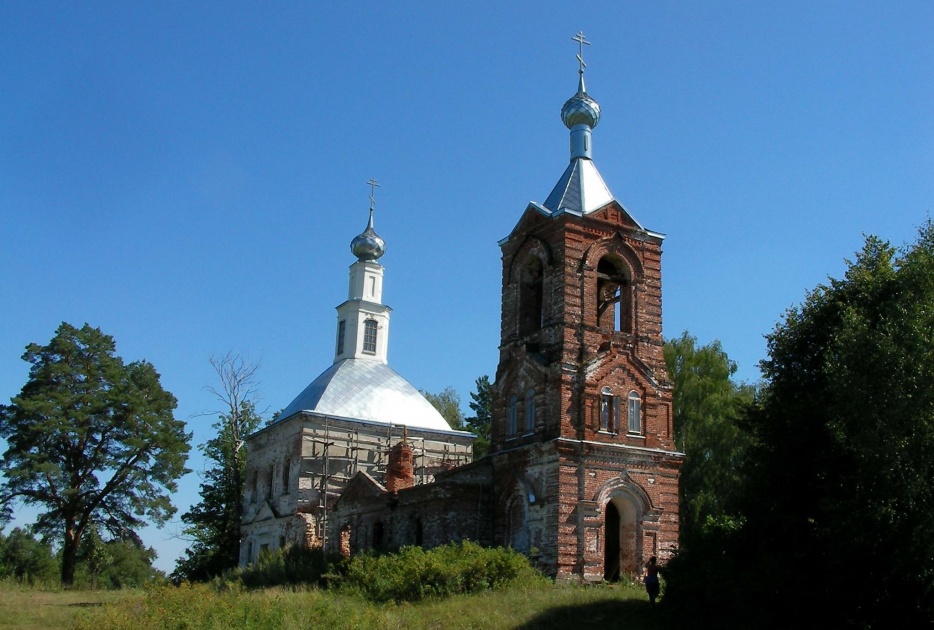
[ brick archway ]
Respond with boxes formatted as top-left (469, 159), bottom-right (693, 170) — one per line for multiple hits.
top-left (594, 476), bottom-right (655, 579)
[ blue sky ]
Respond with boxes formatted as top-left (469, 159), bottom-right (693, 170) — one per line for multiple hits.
top-left (2, 2), bottom-right (931, 572)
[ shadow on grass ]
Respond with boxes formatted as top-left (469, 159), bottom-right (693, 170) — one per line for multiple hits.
top-left (516, 599), bottom-right (677, 630)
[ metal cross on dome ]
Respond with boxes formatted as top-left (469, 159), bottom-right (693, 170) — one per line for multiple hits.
top-left (367, 177), bottom-right (380, 211)
top-left (573, 31), bottom-right (590, 74)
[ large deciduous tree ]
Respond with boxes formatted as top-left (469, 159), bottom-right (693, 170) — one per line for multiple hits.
top-left (664, 332), bottom-right (754, 547)
top-left (741, 227), bottom-right (934, 625)
top-left (173, 353), bottom-right (262, 582)
top-left (0, 322), bottom-right (191, 586)
top-left (666, 225), bottom-right (934, 627)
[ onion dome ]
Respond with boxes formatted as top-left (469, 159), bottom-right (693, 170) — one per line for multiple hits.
top-left (561, 74), bottom-right (601, 130)
top-left (350, 208), bottom-right (386, 261)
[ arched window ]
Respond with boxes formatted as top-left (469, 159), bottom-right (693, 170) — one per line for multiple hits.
top-left (363, 319), bottom-right (378, 353)
top-left (597, 256), bottom-right (632, 332)
top-left (507, 395), bottom-right (518, 436)
top-left (628, 391), bottom-right (642, 434)
top-left (519, 258), bottom-right (544, 336)
top-left (525, 389), bottom-right (535, 433)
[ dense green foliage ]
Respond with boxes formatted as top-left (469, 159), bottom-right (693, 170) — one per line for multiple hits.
top-left (0, 528), bottom-right (58, 584)
top-left (233, 545), bottom-right (338, 589)
top-left (0, 526), bottom-right (162, 589)
top-left (339, 541), bottom-right (546, 603)
top-left (229, 540), bottom-right (544, 604)
top-left (663, 332), bottom-right (754, 548)
top-left (665, 225), bottom-right (934, 627)
top-left (421, 386), bottom-right (465, 430)
top-left (0, 323), bottom-right (191, 586)
top-left (465, 375), bottom-right (493, 458)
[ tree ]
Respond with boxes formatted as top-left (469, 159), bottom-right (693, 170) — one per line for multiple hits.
top-left (464, 376), bottom-right (493, 458)
top-left (0, 322), bottom-right (191, 586)
top-left (76, 524), bottom-right (111, 588)
top-left (0, 527), bottom-right (58, 584)
top-left (667, 226), bottom-right (934, 627)
top-left (173, 354), bottom-right (263, 582)
top-left (742, 228), bottom-right (934, 625)
top-left (421, 386), bottom-right (464, 430)
top-left (663, 332), bottom-right (753, 547)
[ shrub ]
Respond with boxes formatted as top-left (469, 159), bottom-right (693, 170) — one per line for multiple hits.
top-left (232, 544), bottom-right (338, 589)
top-left (337, 540), bottom-right (547, 603)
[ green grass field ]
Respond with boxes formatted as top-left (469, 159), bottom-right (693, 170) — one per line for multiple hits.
top-left (0, 580), bottom-right (675, 630)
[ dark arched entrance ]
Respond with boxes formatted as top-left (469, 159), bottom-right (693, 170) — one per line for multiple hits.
top-left (603, 501), bottom-right (621, 581)
top-left (604, 495), bottom-right (639, 581)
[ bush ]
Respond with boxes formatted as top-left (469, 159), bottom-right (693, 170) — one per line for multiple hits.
top-left (337, 540), bottom-right (547, 603)
top-left (233, 545), bottom-right (338, 589)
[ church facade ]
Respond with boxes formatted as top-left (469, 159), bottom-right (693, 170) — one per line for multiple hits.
top-left (243, 37), bottom-right (682, 581)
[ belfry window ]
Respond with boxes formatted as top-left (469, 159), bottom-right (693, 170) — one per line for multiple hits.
top-left (336, 320), bottom-right (346, 355)
top-left (597, 256), bottom-right (632, 333)
top-left (628, 390), bottom-right (642, 434)
top-left (519, 258), bottom-right (544, 336)
top-left (508, 395), bottom-right (518, 436)
top-left (525, 389), bottom-right (535, 433)
top-left (363, 320), bottom-right (378, 353)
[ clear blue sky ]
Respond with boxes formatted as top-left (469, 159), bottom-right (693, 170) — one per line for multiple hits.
top-left (2, 2), bottom-right (931, 572)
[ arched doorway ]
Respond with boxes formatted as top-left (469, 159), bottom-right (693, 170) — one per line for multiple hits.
top-left (603, 495), bottom-right (639, 581)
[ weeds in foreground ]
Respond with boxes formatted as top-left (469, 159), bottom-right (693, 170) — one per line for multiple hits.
top-left (72, 580), bottom-right (666, 630)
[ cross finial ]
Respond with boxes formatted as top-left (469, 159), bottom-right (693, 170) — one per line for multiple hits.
top-left (572, 31), bottom-right (590, 75)
top-left (367, 178), bottom-right (380, 211)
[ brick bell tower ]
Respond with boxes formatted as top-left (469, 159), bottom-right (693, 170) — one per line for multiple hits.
top-left (490, 33), bottom-right (682, 581)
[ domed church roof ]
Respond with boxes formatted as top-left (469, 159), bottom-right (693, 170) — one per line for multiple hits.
top-left (277, 358), bottom-right (454, 432)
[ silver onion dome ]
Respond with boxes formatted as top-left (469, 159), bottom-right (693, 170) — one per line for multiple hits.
top-left (561, 75), bottom-right (601, 130)
top-left (350, 208), bottom-right (386, 261)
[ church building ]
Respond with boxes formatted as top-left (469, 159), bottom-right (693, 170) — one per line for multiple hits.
top-left (239, 198), bottom-right (475, 563)
top-left (243, 35), bottom-right (682, 581)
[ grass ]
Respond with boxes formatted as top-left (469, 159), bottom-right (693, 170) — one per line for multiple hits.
top-left (0, 579), bottom-right (138, 630)
top-left (0, 579), bottom-right (677, 630)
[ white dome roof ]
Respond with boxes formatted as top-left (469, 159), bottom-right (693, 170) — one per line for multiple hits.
top-left (277, 358), bottom-right (453, 432)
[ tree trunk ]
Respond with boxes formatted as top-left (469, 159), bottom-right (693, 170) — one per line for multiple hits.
top-left (61, 527), bottom-right (79, 588)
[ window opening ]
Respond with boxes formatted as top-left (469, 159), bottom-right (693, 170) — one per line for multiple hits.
top-left (628, 391), bottom-right (642, 434)
top-left (282, 459), bottom-right (290, 493)
top-left (597, 256), bottom-right (632, 332)
top-left (363, 320), bottom-right (377, 353)
top-left (519, 258), bottom-right (544, 336)
top-left (336, 320), bottom-right (346, 355)
top-left (600, 387), bottom-right (614, 432)
top-left (525, 389), bottom-right (535, 433)
top-left (508, 395), bottom-right (518, 436)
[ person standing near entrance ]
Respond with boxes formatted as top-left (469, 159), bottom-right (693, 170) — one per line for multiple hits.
top-left (644, 556), bottom-right (660, 605)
